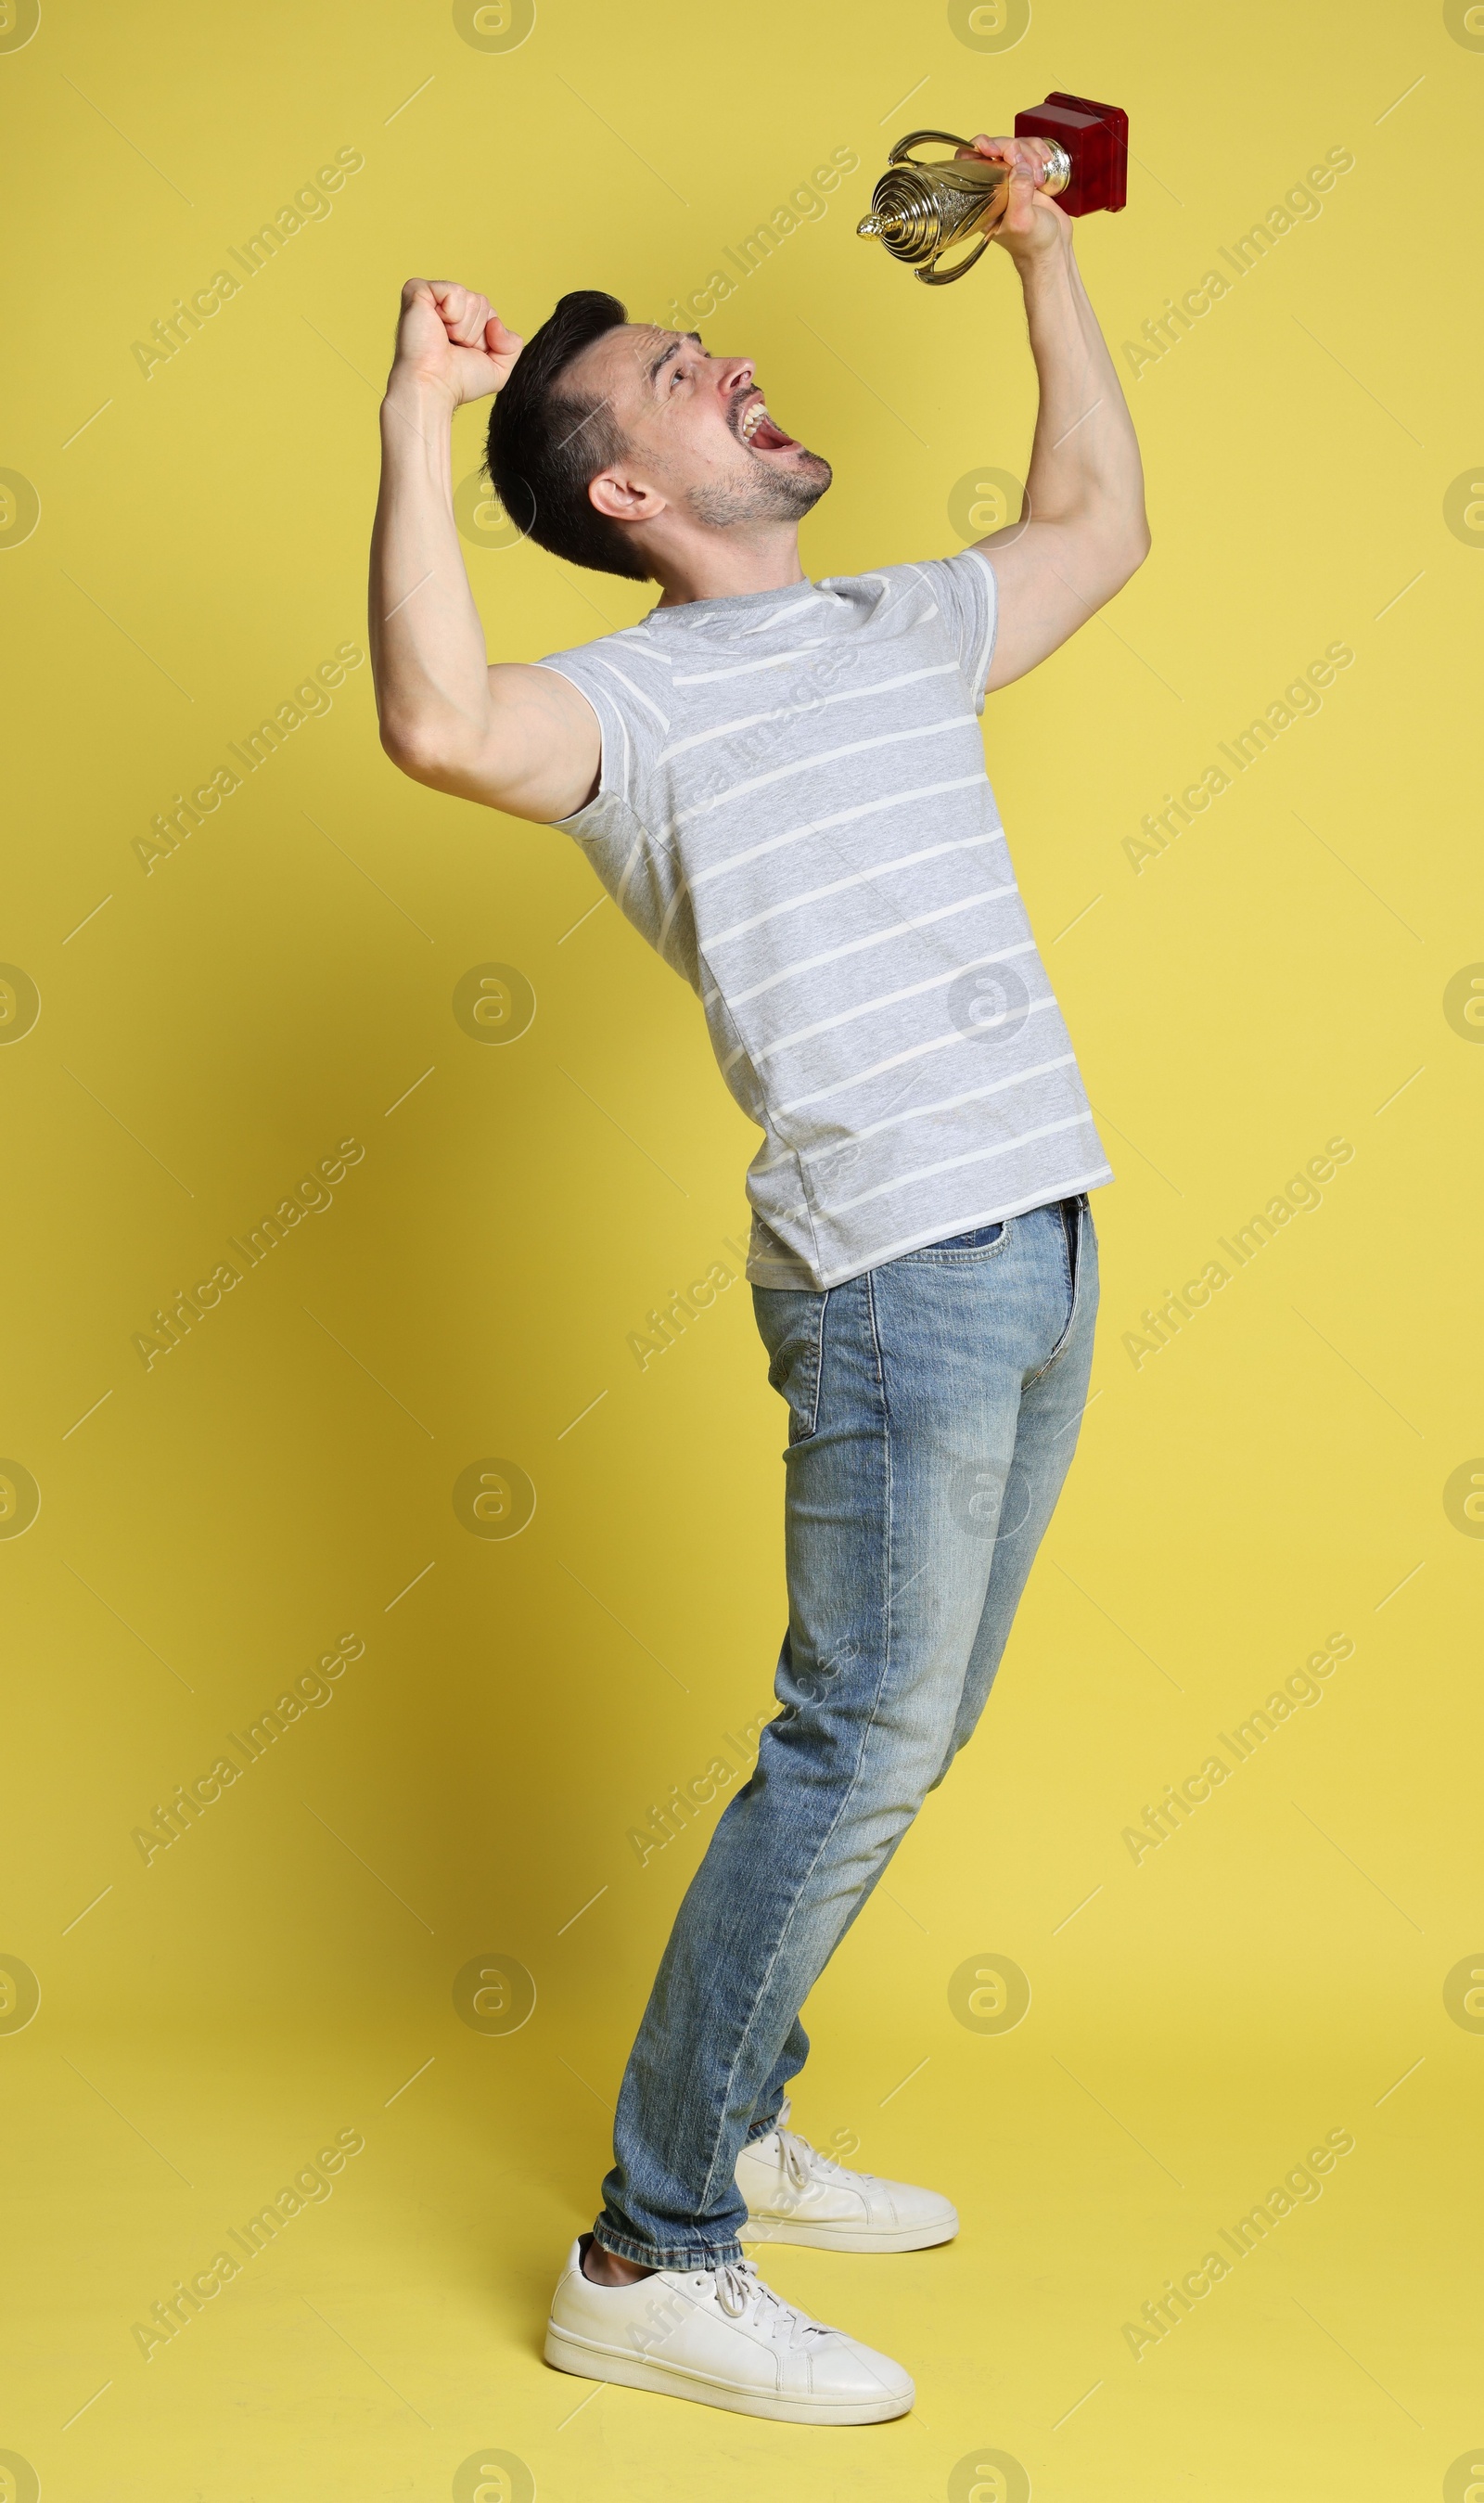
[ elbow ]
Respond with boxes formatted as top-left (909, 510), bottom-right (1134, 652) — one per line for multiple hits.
top-left (1099, 521), bottom-right (1150, 601)
top-left (379, 711), bottom-right (454, 787)
top-left (1120, 517), bottom-right (1152, 579)
top-left (1074, 513), bottom-right (1151, 607)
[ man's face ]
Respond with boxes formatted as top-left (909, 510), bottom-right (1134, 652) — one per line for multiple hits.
top-left (570, 323), bottom-right (832, 534)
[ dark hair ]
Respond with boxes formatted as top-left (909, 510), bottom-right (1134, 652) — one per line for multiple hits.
top-left (485, 289), bottom-right (647, 582)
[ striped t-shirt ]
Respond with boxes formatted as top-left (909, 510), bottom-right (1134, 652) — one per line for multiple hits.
top-left (536, 550), bottom-right (1111, 1290)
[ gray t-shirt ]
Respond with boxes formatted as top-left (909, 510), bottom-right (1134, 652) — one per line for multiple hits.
top-left (537, 551), bottom-right (1111, 1290)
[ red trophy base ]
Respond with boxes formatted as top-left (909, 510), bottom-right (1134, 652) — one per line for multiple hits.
top-left (1014, 92), bottom-right (1128, 217)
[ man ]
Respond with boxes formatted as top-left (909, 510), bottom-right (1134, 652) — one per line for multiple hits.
top-left (370, 131), bottom-right (1148, 2424)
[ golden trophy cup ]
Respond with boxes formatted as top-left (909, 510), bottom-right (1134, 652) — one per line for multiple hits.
top-left (857, 92), bottom-right (1128, 285)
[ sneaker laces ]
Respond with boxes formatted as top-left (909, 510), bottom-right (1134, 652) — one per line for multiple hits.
top-left (709, 2258), bottom-right (827, 2346)
top-left (775, 2123), bottom-right (871, 2196)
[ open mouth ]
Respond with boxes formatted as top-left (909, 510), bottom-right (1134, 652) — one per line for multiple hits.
top-left (737, 393), bottom-right (798, 454)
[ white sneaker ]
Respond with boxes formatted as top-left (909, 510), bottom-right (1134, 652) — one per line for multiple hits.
top-left (736, 2099), bottom-right (958, 2253)
top-left (544, 2236), bottom-right (915, 2424)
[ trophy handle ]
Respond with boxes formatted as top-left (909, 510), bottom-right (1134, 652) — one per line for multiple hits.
top-left (917, 232), bottom-right (993, 286)
top-left (889, 128), bottom-right (976, 165)
top-left (887, 132), bottom-right (999, 282)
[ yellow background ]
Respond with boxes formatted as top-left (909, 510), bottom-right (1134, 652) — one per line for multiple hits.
top-left (2, 0), bottom-right (1480, 2496)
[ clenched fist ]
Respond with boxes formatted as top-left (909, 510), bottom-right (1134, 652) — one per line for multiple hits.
top-left (956, 135), bottom-right (1069, 265)
top-left (387, 278), bottom-right (524, 408)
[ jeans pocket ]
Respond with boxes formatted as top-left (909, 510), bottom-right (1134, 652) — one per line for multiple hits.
top-left (933, 1220), bottom-right (1005, 1252)
top-left (1034, 1197), bottom-right (1098, 1379)
top-left (752, 1285), bottom-right (827, 1443)
top-left (898, 1217), bottom-right (1010, 1265)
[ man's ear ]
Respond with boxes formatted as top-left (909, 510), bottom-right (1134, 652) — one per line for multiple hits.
top-left (589, 469), bottom-right (667, 523)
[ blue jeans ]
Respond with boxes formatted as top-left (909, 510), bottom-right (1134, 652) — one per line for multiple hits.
top-left (595, 1194), bottom-right (1098, 2267)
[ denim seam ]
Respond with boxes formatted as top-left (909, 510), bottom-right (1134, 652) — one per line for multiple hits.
top-left (799, 1290), bottom-right (828, 1441)
top-left (865, 1262), bottom-right (893, 1704)
top-left (690, 1279), bottom-right (897, 2227)
top-left (690, 1682), bottom-right (889, 2224)
top-left (594, 2224), bottom-right (745, 2270)
top-left (691, 1718), bottom-right (896, 2226)
top-left (1025, 1200), bottom-right (1084, 1387)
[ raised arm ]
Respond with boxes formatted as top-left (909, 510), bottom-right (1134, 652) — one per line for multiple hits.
top-left (369, 279), bottom-right (600, 823)
top-left (960, 137), bottom-right (1150, 692)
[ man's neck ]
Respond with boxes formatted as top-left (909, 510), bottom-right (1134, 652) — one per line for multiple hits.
top-left (650, 524), bottom-right (806, 609)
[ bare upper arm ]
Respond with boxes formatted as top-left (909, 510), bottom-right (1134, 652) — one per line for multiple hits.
top-left (977, 515), bottom-right (1149, 694)
top-left (390, 659), bottom-right (602, 824)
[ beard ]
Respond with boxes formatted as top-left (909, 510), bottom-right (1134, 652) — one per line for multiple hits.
top-left (684, 443), bottom-right (833, 530)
